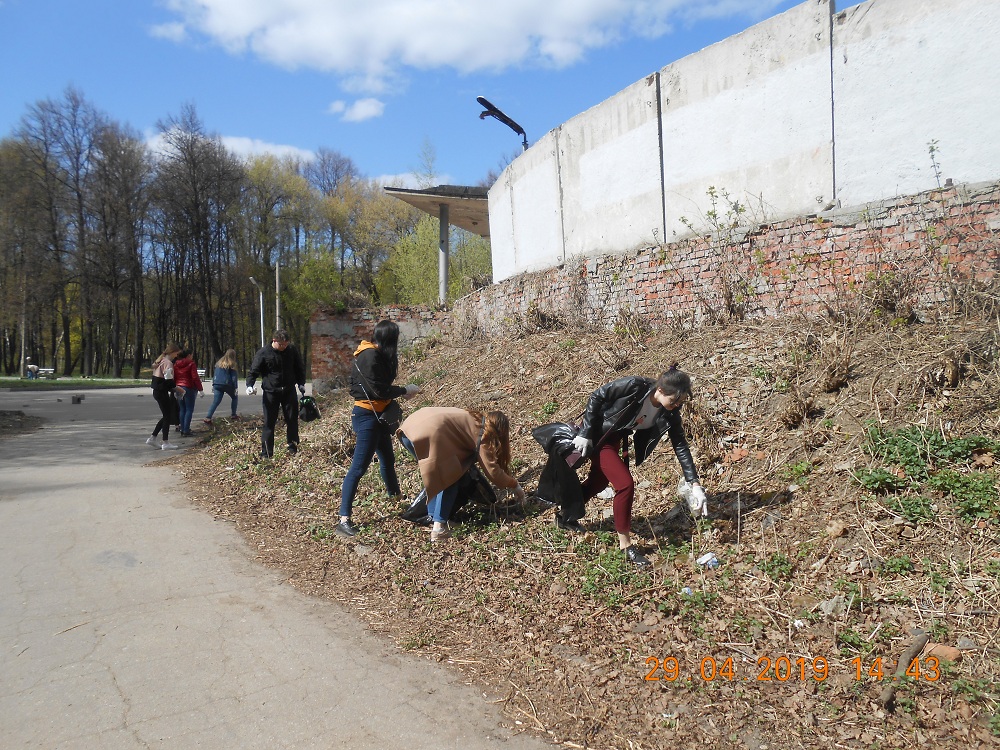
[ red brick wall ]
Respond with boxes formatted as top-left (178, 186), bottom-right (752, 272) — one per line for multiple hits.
top-left (455, 181), bottom-right (1000, 333)
top-left (310, 306), bottom-right (449, 393)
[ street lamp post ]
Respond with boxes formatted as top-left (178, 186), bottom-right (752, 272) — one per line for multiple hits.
top-left (249, 276), bottom-right (265, 349)
top-left (477, 96), bottom-right (528, 152)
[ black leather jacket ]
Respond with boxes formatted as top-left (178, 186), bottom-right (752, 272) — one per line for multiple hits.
top-left (578, 375), bottom-right (699, 480)
top-left (246, 343), bottom-right (305, 393)
top-left (349, 344), bottom-right (407, 402)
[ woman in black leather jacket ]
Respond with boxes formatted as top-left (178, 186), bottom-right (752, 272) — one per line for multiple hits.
top-left (569, 365), bottom-right (706, 566)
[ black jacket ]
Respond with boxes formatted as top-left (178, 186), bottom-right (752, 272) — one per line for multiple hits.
top-left (246, 343), bottom-right (305, 393)
top-left (349, 343), bottom-right (407, 402)
top-left (578, 375), bottom-right (699, 480)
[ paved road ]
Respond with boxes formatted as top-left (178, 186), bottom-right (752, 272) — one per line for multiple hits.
top-left (0, 388), bottom-right (548, 749)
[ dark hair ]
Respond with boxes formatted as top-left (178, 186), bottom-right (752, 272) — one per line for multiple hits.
top-left (373, 319), bottom-right (400, 379)
top-left (655, 363), bottom-right (692, 397)
top-left (272, 330), bottom-right (290, 343)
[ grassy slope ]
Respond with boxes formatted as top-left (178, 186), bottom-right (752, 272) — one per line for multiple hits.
top-left (180, 315), bottom-right (1000, 749)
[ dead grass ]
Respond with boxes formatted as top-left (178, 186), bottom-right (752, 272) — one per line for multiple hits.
top-left (178, 314), bottom-right (1000, 749)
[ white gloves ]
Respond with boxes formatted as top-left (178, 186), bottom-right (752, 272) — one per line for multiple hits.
top-left (679, 479), bottom-right (709, 517)
top-left (246, 386), bottom-right (256, 396)
top-left (403, 384), bottom-right (421, 399)
top-left (572, 435), bottom-right (592, 458)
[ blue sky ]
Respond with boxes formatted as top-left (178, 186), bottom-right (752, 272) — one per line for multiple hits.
top-left (1, 0), bottom-right (822, 187)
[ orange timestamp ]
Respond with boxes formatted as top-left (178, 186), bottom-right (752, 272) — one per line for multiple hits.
top-left (644, 655), bottom-right (944, 683)
top-left (850, 656), bottom-right (941, 682)
top-left (645, 655), bottom-right (831, 683)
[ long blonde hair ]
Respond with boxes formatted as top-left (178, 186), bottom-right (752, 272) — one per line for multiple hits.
top-left (465, 409), bottom-right (511, 473)
top-left (153, 343), bottom-right (181, 366)
top-left (216, 348), bottom-right (238, 370)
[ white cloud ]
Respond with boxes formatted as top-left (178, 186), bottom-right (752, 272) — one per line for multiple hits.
top-left (148, 22), bottom-right (187, 43)
top-left (221, 136), bottom-right (315, 161)
top-left (339, 98), bottom-right (385, 123)
top-left (145, 129), bottom-right (313, 162)
top-left (159, 0), bottom-right (787, 93)
top-left (376, 172), bottom-right (424, 189)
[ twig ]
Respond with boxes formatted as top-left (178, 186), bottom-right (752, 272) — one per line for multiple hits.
top-left (879, 632), bottom-right (930, 710)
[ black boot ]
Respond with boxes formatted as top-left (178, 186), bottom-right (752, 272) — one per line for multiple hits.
top-left (625, 545), bottom-right (651, 567)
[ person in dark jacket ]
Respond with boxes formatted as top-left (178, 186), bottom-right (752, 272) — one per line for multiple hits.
top-left (146, 343), bottom-right (182, 450)
top-left (335, 320), bottom-right (420, 538)
top-left (569, 365), bottom-right (707, 567)
top-left (246, 329), bottom-right (307, 458)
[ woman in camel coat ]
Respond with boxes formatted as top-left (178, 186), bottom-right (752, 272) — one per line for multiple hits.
top-left (398, 407), bottom-right (525, 541)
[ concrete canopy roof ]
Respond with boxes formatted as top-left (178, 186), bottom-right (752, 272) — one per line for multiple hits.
top-left (383, 184), bottom-right (490, 239)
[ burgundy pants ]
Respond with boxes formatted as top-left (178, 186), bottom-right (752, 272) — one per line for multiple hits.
top-left (580, 437), bottom-right (634, 534)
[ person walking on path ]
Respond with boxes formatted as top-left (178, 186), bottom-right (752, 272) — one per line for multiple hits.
top-left (173, 350), bottom-right (204, 437)
top-left (397, 407), bottom-right (525, 542)
top-left (335, 320), bottom-right (421, 538)
top-left (203, 348), bottom-right (240, 424)
top-left (569, 365), bottom-right (707, 567)
top-left (246, 330), bottom-right (306, 458)
top-left (147, 343), bottom-right (182, 450)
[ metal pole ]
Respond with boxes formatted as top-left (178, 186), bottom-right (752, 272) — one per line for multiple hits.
top-left (438, 203), bottom-right (449, 305)
top-left (275, 263), bottom-right (281, 330)
top-left (249, 277), bottom-right (265, 349)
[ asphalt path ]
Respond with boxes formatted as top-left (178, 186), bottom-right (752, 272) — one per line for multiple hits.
top-left (0, 387), bottom-right (548, 749)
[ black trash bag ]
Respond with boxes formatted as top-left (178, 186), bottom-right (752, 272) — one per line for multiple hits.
top-left (299, 395), bottom-right (321, 422)
top-left (400, 464), bottom-right (498, 525)
top-left (532, 422), bottom-right (587, 524)
top-left (531, 421), bottom-right (586, 469)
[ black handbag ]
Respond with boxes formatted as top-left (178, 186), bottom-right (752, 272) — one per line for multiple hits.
top-left (353, 359), bottom-right (403, 431)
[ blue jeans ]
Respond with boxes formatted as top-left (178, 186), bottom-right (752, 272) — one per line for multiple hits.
top-left (398, 433), bottom-right (459, 523)
top-left (206, 386), bottom-right (238, 419)
top-left (179, 388), bottom-right (198, 433)
top-left (340, 407), bottom-right (400, 517)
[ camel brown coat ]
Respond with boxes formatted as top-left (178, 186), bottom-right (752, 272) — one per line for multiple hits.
top-left (398, 407), bottom-right (518, 499)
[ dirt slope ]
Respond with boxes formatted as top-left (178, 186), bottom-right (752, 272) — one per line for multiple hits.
top-left (179, 315), bottom-right (1000, 749)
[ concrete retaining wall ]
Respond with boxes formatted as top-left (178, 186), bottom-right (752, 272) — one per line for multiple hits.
top-left (489, 0), bottom-right (1000, 281)
top-left (459, 181), bottom-right (1000, 334)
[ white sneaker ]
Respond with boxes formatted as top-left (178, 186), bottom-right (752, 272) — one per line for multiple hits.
top-left (161, 442), bottom-right (179, 450)
top-left (145, 436), bottom-right (157, 446)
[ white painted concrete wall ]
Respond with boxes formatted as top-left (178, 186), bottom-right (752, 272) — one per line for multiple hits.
top-left (490, 130), bottom-right (564, 281)
top-left (558, 75), bottom-right (665, 257)
top-left (488, 0), bottom-right (1000, 282)
top-left (660, 0), bottom-right (834, 240)
top-left (833, 0), bottom-right (1000, 206)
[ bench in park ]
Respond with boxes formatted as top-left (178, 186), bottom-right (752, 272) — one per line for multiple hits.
top-left (38, 368), bottom-right (56, 379)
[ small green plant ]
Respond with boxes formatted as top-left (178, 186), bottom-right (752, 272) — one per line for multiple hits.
top-left (951, 677), bottom-right (995, 703)
top-left (928, 139), bottom-right (942, 188)
top-left (780, 461), bottom-right (813, 481)
top-left (307, 523), bottom-right (334, 541)
top-left (927, 469), bottom-right (999, 523)
top-left (836, 628), bottom-right (868, 656)
top-left (886, 493), bottom-right (935, 524)
top-left (537, 401), bottom-right (559, 419)
top-left (558, 338), bottom-right (577, 350)
top-left (880, 555), bottom-right (914, 576)
top-left (853, 468), bottom-right (907, 494)
top-left (760, 552), bottom-right (794, 581)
